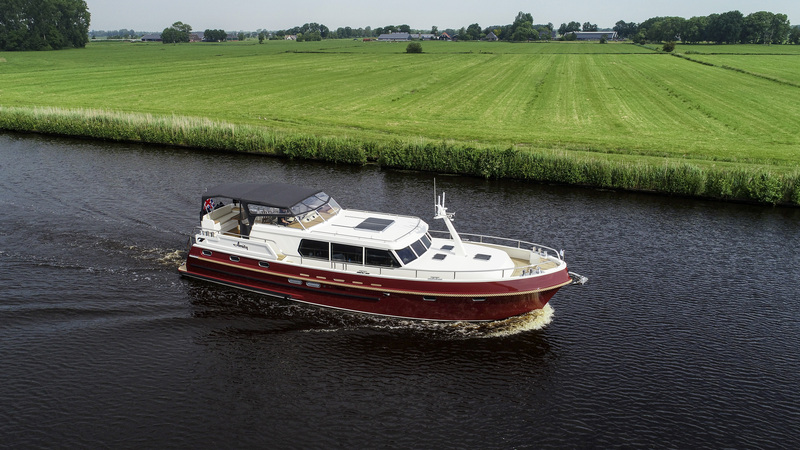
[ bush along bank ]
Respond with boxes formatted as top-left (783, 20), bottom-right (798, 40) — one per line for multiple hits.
top-left (1, 106), bottom-right (798, 206)
top-left (0, 106), bottom-right (369, 165)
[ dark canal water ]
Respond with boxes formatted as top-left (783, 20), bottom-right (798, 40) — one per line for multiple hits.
top-left (1, 133), bottom-right (799, 448)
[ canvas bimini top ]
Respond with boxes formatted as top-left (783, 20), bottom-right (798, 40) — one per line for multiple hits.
top-left (203, 182), bottom-right (323, 210)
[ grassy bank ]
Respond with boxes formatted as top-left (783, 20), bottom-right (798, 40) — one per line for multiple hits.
top-left (2, 105), bottom-right (797, 205)
top-left (1, 40), bottom-right (799, 204)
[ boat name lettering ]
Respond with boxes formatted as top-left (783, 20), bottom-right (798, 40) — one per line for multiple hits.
top-left (234, 242), bottom-right (249, 250)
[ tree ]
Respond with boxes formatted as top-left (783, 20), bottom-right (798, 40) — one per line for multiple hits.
top-left (162, 21), bottom-right (191, 44)
top-left (614, 20), bottom-right (638, 39)
top-left (0, 0), bottom-right (90, 51)
top-left (511, 23), bottom-right (537, 41)
top-left (466, 23), bottom-right (482, 40)
top-left (770, 13), bottom-right (791, 44)
top-left (406, 42), bottom-right (422, 53)
top-left (790, 27), bottom-right (800, 44)
top-left (682, 16), bottom-right (709, 43)
top-left (566, 21), bottom-right (581, 33)
top-left (431, 25), bottom-right (438, 36)
top-left (708, 10), bottom-right (744, 44)
top-left (648, 17), bottom-right (685, 42)
top-left (582, 22), bottom-right (598, 32)
top-left (203, 29), bottom-right (226, 42)
top-left (258, 31), bottom-right (266, 43)
top-left (509, 11), bottom-right (535, 41)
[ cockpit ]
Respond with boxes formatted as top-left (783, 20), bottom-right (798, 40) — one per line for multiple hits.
top-left (239, 192), bottom-right (341, 231)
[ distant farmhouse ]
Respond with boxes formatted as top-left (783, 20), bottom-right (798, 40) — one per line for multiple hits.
top-left (485, 32), bottom-right (498, 41)
top-left (141, 33), bottom-right (161, 42)
top-left (410, 33), bottom-right (436, 40)
top-left (377, 33), bottom-right (412, 41)
top-left (572, 31), bottom-right (618, 40)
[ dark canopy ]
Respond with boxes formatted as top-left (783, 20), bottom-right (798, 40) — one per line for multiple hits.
top-left (203, 183), bottom-right (323, 209)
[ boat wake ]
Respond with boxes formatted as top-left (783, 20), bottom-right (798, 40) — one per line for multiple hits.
top-left (298, 303), bottom-right (555, 339)
top-left (381, 303), bottom-right (554, 338)
top-left (128, 245), bottom-right (185, 267)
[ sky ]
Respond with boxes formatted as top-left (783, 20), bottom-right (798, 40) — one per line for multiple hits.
top-left (87, 0), bottom-right (799, 32)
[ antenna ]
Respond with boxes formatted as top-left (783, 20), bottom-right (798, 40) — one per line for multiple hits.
top-left (433, 178), bottom-right (437, 216)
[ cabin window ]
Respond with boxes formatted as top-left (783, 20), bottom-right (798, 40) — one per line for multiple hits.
top-left (230, 256), bottom-right (240, 262)
top-left (201, 250), bottom-right (213, 256)
top-left (421, 234), bottom-right (432, 249)
top-left (411, 239), bottom-right (428, 258)
top-left (258, 261), bottom-right (270, 268)
top-left (299, 239), bottom-right (329, 259)
top-left (365, 248), bottom-right (401, 268)
top-left (331, 243), bottom-right (363, 264)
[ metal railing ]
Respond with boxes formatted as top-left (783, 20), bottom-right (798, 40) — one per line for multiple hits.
top-left (192, 226), bottom-right (564, 281)
top-left (427, 229), bottom-right (563, 262)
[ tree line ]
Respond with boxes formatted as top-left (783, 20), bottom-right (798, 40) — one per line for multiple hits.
top-left (267, 13), bottom-right (555, 42)
top-left (0, 0), bottom-right (90, 51)
top-left (614, 11), bottom-right (799, 44)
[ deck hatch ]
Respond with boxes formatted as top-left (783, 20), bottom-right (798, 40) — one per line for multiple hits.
top-left (474, 254), bottom-right (492, 261)
top-left (355, 217), bottom-right (395, 232)
top-left (441, 245), bottom-right (454, 251)
top-left (433, 253), bottom-right (447, 260)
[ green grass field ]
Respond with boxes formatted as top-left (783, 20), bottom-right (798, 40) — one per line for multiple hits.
top-left (2, 39), bottom-right (799, 176)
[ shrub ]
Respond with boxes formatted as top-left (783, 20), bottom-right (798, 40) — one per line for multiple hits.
top-left (662, 41), bottom-right (676, 52)
top-left (406, 42), bottom-right (422, 53)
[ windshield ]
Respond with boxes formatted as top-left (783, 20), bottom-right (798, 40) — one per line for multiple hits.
top-left (394, 235), bottom-right (432, 265)
top-left (291, 192), bottom-right (330, 215)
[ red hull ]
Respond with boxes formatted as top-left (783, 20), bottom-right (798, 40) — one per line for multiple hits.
top-left (181, 245), bottom-right (571, 321)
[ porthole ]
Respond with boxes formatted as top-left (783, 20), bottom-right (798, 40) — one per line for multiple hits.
top-left (201, 250), bottom-right (212, 256)
top-left (306, 282), bottom-right (321, 288)
top-left (258, 261), bottom-right (270, 268)
top-left (230, 256), bottom-right (240, 262)
top-left (472, 298), bottom-right (486, 302)
top-left (423, 296), bottom-right (437, 302)
top-left (288, 279), bottom-right (302, 285)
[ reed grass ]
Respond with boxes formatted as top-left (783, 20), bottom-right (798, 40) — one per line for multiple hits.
top-left (4, 105), bottom-right (794, 205)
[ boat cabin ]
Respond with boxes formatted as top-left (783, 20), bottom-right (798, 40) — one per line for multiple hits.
top-left (200, 182), bottom-right (435, 269)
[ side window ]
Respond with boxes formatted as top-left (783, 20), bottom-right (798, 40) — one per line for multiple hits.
top-left (365, 248), bottom-right (400, 268)
top-left (299, 239), bottom-right (329, 259)
top-left (331, 243), bottom-right (363, 264)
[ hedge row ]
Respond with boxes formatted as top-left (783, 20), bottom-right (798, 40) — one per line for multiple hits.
top-left (1, 106), bottom-right (797, 205)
